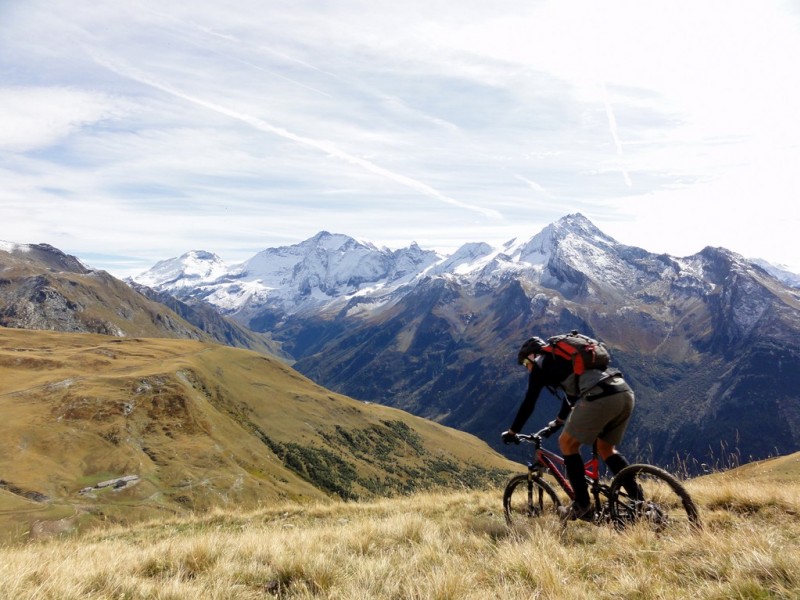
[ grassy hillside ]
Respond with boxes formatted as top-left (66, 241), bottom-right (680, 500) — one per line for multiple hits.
top-left (0, 327), bottom-right (517, 541)
top-left (1, 464), bottom-right (798, 599)
top-left (703, 451), bottom-right (800, 483)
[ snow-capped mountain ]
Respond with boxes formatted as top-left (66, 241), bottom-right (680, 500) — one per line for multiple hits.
top-left (141, 214), bottom-right (784, 323)
top-left (133, 231), bottom-right (442, 315)
top-left (132, 250), bottom-right (229, 291)
top-left (131, 213), bottom-right (800, 469)
top-left (132, 214), bottom-right (800, 362)
top-left (132, 213), bottom-right (724, 319)
top-left (133, 214), bottom-right (667, 315)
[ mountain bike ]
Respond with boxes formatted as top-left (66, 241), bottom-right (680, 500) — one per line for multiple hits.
top-left (503, 426), bottom-right (701, 532)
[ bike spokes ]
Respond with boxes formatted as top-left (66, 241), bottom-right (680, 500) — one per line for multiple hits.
top-left (503, 474), bottom-right (562, 527)
top-left (609, 464), bottom-right (701, 532)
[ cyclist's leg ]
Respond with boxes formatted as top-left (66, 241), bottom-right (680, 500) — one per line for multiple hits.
top-left (559, 408), bottom-right (595, 516)
top-left (603, 451), bottom-right (641, 500)
top-left (595, 391), bottom-right (640, 500)
top-left (558, 431), bottom-right (590, 510)
top-left (596, 438), bottom-right (616, 460)
top-left (564, 391), bottom-right (638, 500)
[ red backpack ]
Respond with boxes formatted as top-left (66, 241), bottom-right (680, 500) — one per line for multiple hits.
top-left (541, 330), bottom-right (610, 375)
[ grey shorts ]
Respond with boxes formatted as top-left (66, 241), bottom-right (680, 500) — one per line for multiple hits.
top-left (563, 389), bottom-right (635, 446)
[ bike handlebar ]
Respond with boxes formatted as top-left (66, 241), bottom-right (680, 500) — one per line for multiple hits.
top-left (514, 425), bottom-right (554, 444)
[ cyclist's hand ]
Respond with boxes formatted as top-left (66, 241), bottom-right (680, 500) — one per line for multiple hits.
top-left (542, 420), bottom-right (563, 438)
top-left (501, 430), bottom-right (519, 445)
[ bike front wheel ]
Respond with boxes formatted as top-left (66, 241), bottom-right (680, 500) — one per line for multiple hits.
top-left (503, 473), bottom-right (562, 527)
top-left (609, 463), bottom-right (701, 532)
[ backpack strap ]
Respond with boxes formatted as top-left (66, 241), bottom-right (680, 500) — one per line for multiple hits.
top-left (583, 369), bottom-right (628, 401)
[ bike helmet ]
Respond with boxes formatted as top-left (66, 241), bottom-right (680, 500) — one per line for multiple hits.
top-left (517, 336), bottom-right (546, 364)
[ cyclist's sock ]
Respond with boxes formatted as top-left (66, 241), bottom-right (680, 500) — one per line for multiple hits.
top-left (604, 452), bottom-right (628, 474)
top-left (564, 453), bottom-right (591, 507)
top-left (605, 453), bottom-right (642, 500)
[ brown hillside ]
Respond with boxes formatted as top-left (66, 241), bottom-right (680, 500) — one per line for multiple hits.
top-left (0, 242), bottom-right (282, 357)
top-left (0, 327), bottom-right (517, 540)
top-left (702, 451), bottom-right (800, 483)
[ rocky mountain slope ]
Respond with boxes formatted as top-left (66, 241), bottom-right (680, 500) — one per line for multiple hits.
top-left (0, 327), bottom-right (514, 539)
top-left (135, 214), bottom-right (800, 469)
top-left (751, 258), bottom-right (800, 289)
top-left (0, 242), bottom-right (282, 357)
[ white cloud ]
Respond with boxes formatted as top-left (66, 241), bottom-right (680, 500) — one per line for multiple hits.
top-left (0, 0), bottom-right (798, 276)
top-left (0, 87), bottom-right (119, 151)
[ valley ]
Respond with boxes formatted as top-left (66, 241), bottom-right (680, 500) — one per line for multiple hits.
top-left (0, 327), bottom-right (516, 540)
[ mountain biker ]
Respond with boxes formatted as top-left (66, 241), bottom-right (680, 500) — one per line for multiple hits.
top-left (501, 336), bottom-right (640, 521)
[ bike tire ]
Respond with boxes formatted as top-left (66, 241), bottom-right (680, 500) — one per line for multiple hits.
top-left (608, 463), bottom-right (701, 532)
top-left (503, 473), bottom-right (562, 527)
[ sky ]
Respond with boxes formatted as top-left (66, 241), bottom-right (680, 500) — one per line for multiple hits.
top-left (1, 0), bottom-right (799, 278)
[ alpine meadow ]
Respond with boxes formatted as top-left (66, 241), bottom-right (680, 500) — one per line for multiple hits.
top-left (1, 466), bottom-right (799, 599)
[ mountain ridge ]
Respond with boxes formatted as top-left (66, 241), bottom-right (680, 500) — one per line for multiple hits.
top-left (131, 214), bottom-right (800, 319)
top-left (5, 214), bottom-right (800, 469)
top-left (0, 242), bottom-right (283, 357)
top-left (129, 214), bottom-right (800, 468)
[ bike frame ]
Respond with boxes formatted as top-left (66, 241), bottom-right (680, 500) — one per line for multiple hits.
top-left (524, 432), bottom-right (609, 510)
top-left (532, 445), bottom-right (600, 498)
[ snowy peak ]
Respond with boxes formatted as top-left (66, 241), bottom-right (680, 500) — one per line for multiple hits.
top-left (552, 212), bottom-right (617, 244)
top-left (133, 250), bottom-right (228, 290)
top-left (512, 213), bottom-right (618, 263)
top-left (238, 232), bottom-right (439, 295)
top-left (133, 232), bottom-right (442, 313)
top-left (130, 216), bottom-right (645, 314)
top-left (432, 242), bottom-right (496, 275)
top-left (241, 232), bottom-right (381, 283)
top-left (388, 242), bottom-right (443, 280)
top-left (131, 215), bottom-right (799, 318)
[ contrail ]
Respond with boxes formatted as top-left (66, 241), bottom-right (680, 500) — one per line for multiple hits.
top-left (95, 56), bottom-right (500, 220)
top-left (601, 83), bottom-right (632, 187)
top-left (134, 5), bottom-right (334, 98)
top-left (139, 5), bottom-right (461, 137)
top-left (514, 174), bottom-right (554, 199)
top-left (137, 4), bottom-right (333, 76)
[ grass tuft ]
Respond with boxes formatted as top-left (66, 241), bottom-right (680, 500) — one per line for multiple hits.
top-left (1, 474), bottom-right (800, 599)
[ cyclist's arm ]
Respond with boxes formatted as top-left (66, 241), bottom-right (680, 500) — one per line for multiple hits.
top-left (545, 354), bottom-right (575, 426)
top-left (556, 395), bottom-right (573, 422)
top-left (509, 370), bottom-right (545, 433)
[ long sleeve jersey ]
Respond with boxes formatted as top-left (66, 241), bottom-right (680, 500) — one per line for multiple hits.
top-left (510, 353), bottom-right (575, 433)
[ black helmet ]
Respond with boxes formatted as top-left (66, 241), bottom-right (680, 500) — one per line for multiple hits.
top-left (517, 337), bottom-right (546, 364)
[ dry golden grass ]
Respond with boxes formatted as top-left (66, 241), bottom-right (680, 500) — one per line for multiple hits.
top-left (0, 328), bottom-right (517, 539)
top-left (3, 329), bottom-right (798, 598)
top-left (1, 469), bottom-right (799, 600)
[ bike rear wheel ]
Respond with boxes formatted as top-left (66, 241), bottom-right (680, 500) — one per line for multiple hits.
top-left (609, 464), bottom-right (701, 532)
top-left (503, 473), bottom-right (561, 527)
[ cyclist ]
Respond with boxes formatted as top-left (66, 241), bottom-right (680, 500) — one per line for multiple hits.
top-left (501, 336), bottom-right (639, 521)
